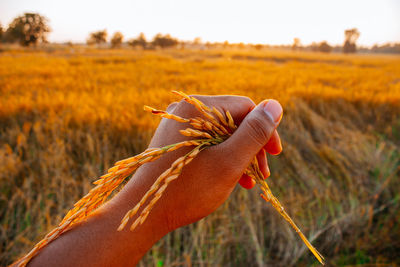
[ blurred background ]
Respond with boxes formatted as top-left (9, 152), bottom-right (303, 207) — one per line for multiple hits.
top-left (0, 0), bottom-right (399, 266)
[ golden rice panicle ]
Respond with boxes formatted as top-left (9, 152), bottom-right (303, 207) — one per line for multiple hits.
top-left (259, 184), bottom-right (325, 265)
top-left (143, 105), bottom-right (189, 123)
top-left (189, 96), bottom-right (324, 265)
top-left (225, 110), bottom-right (236, 130)
top-left (143, 105), bottom-right (215, 135)
top-left (60, 147), bottom-right (164, 226)
top-left (179, 128), bottom-right (213, 139)
top-left (16, 149), bottom-right (165, 266)
top-left (15, 139), bottom-right (203, 267)
top-left (250, 157), bottom-right (325, 265)
top-left (142, 94), bottom-right (324, 264)
top-left (171, 91), bottom-right (229, 135)
top-left (16, 91), bottom-right (324, 267)
top-left (171, 91), bottom-right (210, 112)
top-left (211, 106), bottom-right (229, 128)
top-left (16, 207), bottom-right (94, 267)
top-left (119, 146), bottom-right (202, 231)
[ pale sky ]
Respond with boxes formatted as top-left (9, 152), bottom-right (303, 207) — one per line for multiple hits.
top-left (0, 0), bottom-right (399, 46)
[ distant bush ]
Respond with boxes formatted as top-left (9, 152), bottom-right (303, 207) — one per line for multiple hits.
top-left (292, 38), bottom-right (301, 51)
top-left (371, 43), bottom-right (400, 54)
top-left (128, 33), bottom-right (147, 49)
top-left (110, 32), bottom-right (124, 48)
top-left (152, 33), bottom-right (178, 48)
top-left (254, 44), bottom-right (263, 50)
top-left (318, 41), bottom-right (333, 53)
top-left (4, 13), bottom-right (50, 46)
top-left (87, 30), bottom-right (107, 46)
top-left (0, 23), bottom-right (3, 42)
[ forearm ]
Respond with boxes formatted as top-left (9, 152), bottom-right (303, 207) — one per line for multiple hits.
top-left (28, 174), bottom-right (169, 267)
top-left (23, 95), bottom-right (283, 267)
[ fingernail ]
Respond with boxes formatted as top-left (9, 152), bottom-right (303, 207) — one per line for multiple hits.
top-left (277, 137), bottom-right (282, 152)
top-left (265, 165), bottom-right (270, 179)
top-left (263, 100), bottom-right (283, 124)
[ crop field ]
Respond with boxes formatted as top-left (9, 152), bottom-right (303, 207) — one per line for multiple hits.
top-left (0, 47), bottom-right (399, 266)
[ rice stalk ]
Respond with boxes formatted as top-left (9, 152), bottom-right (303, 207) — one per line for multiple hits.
top-left (15, 92), bottom-right (324, 266)
top-left (14, 139), bottom-right (207, 266)
top-left (134, 92), bottom-right (325, 264)
top-left (119, 145), bottom-right (203, 231)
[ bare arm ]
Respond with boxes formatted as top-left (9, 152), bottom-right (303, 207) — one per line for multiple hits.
top-left (27, 95), bottom-right (283, 267)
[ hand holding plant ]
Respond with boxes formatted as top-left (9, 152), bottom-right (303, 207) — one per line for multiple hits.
top-left (16, 92), bottom-right (324, 266)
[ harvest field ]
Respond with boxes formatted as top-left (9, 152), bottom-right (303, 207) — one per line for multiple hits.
top-left (1, 47), bottom-right (400, 266)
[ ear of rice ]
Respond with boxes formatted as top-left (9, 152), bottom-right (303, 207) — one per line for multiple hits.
top-left (119, 146), bottom-right (202, 231)
top-left (16, 92), bottom-right (324, 267)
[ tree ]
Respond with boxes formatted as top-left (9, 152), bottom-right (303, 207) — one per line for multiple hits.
top-left (238, 42), bottom-right (245, 49)
top-left (343, 28), bottom-right (360, 53)
top-left (292, 38), bottom-right (300, 51)
top-left (152, 33), bottom-right (178, 48)
top-left (128, 33), bottom-right (147, 49)
top-left (5, 13), bottom-right (50, 46)
top-left (371, 43), bottom-right (400, 54)
top-left (223, 40), bottom-right (229, 48)
top-left (87, 30), bottom-right (108, 45)
top-left (254, 44), bottom-right (263, 50)
top-left (111, 32), bottom-right (124, 48)
top-left (193, 37), bottom-right (202, 45)
top-left (318, 41), bottom-right (332, 53)
top-left (310, 42), bottom-right (318, 52)
top-left (0, 22), bottom-right (3, 42)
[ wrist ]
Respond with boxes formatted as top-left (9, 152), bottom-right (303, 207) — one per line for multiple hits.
top-left (97, 173), bottom-right (171, 264)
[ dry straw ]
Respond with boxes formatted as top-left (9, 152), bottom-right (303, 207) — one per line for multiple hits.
top-left (14, 91), bottom-right (324, 266)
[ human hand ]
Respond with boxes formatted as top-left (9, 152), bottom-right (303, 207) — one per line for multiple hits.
top-left (26, 95), bottom-right (283, 267)
top-left (122, 95), bottom-right (283, 232)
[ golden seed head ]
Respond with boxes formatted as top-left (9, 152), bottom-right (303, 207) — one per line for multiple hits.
top-left (19, 91), bottom-right (324, 267)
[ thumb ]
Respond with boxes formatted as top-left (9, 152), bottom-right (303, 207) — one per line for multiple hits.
top-left (219, 99), bottom-right (283, 172)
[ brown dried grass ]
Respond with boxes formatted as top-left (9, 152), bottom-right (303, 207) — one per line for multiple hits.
top-left (14, 91), bottom-right (324, 266)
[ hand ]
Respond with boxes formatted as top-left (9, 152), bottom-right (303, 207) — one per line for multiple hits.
top-left (126, 95), bottom-right (283, 231)
top-left (27, 95), bottom-right (283, 267)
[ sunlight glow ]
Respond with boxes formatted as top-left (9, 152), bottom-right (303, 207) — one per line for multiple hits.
top-left (1, 0), bottom-right (399, 46)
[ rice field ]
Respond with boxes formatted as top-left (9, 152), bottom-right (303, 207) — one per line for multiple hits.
top-left (1, 47), bottom-right (399, 266)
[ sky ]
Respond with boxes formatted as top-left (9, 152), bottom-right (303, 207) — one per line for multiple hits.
top-left (0, 0), bottom-right (399, 46)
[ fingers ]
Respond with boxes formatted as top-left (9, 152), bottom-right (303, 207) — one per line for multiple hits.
top-left (238, 174), bottom-right (256, 189)
top-left (221, 99), bottom-right (282, 161)
top-left (196, 95), bottom-right (281, 156)
top-left (257, 149), bottom-right (270, 179)
top-left (159, 96), bottom-right (283, 192)
top-left (264, 130), bottom-right (282, 155)
top-left (215, 99), bottom-right (283, 185)
top-left (239, 149), bottom-right (270, 189)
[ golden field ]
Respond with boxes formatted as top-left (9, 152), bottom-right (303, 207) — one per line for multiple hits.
top-left (0, 47), bottom-right (399, 266)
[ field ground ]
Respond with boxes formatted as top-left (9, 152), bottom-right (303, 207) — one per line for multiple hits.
top-left (0, 47), bottom-right (399, 266)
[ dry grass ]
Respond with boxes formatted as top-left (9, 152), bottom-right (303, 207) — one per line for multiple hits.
top-left (1, 47), bottom-right (399, 266)
top-left (16, 91), bottom-right (324, 266)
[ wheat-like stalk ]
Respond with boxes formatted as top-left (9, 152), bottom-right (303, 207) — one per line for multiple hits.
top-left (14, 91), bottom-right (324, 266)
top-left (61, 140), bottom-right (205, 226)
top-left (13, 139), bottom-right (207, 266)
top-left (120, 145), bottom-right (203, 231)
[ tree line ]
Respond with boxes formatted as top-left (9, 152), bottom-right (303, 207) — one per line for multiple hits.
top-left (291, 29), bottom-right (360, 53)
top-left (86, 30), bottom-right (178, 49)
top-left (1, 13), bottom-right (399, 54)
top-left (0, 13), bottom-right (179, 49)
